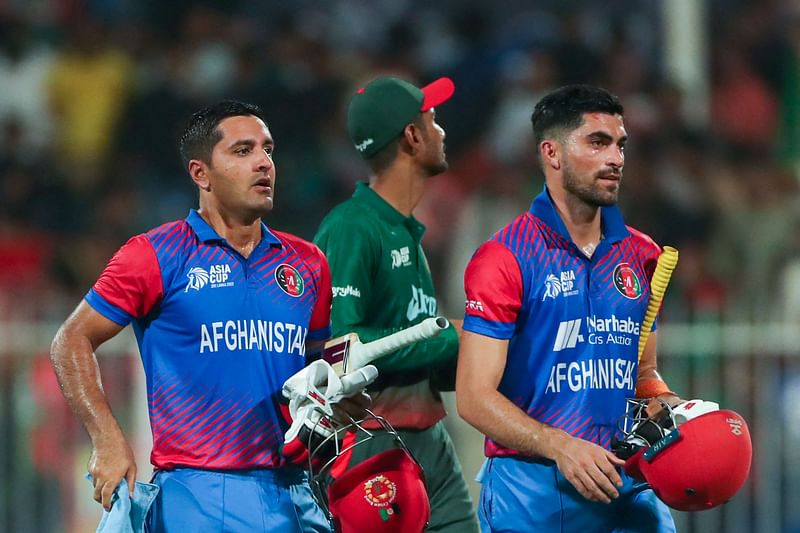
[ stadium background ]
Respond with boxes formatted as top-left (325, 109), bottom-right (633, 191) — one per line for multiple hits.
top-left (1, 0), bottom-right (799, 531)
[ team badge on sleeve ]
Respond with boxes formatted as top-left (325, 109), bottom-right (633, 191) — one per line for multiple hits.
top-left (613, 263), bottom-right (642, 299)
top-left (275, 264), bottom-right (305, 297)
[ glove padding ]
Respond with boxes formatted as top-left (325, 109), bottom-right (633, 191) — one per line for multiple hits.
top-left (670, 399), bottom-right (719, 424)
top-left (281, 360), bottom-right (378, 468)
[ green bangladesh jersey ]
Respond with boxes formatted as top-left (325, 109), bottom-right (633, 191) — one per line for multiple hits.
top-left (314, 182), bottom-right (459, 428)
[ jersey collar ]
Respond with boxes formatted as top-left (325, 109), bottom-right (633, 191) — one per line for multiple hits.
top-left (353, 181), bottom-right (426, 241)
top-left (529, 186), bottom-right (630, 244)
top-left (185, 209), bottom-right (282, 247)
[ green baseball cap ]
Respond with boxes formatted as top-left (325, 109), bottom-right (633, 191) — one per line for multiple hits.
top-left (347, 76), bottom-right (455, 159)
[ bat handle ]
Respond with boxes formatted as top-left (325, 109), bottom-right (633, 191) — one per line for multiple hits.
top-left (347, 316), bottom-right (450, 370)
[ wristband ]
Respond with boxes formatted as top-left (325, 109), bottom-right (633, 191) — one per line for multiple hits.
top-left (635, 377), bottom-right (675, 399)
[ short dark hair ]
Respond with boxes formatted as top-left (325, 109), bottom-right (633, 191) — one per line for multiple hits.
top-left (179, 100), bottom-right (267, 168)
top-left (364, 115), bottom-right (425, 175)
top-left (531, 85), bottom-right (624, 146)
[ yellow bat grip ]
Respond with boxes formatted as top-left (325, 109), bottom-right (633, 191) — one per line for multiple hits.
top-left (637, 246), bottom-right (679, 361)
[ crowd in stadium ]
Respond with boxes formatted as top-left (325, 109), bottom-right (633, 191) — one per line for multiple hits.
top-left (2, 1), bottom-right (799, 532)
top-left (1, 0), bottom-right (798, 323)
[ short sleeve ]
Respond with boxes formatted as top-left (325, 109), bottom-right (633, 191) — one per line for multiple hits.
top-left (308, 245), bottom-right (333, 341)
top-left (463, 240), bottom-right (523, 339)
top-left (85, 234), bottom-right (164, 326)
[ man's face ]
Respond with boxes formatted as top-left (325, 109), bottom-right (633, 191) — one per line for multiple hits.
top-left (205, 115), bottom-right (276, 217)
top-left (418, 109), bottom-right (448, 175)
top-left (560, 112), bottom-right (627, 207)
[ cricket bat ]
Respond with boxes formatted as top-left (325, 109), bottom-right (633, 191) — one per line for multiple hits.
top-left (322, 316), bottom-right (449, 374)
top-left (638, 246), bottom-right (679, 361)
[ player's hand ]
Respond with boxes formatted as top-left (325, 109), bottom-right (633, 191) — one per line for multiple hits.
top-left (88, 429), bottom-right (137, 511)
top-left (550, 433), bottom-right (625, 504)
top-left (332, 391), bottom-right (371, 425)
top-left (645, 393), bottom-right (683, 418)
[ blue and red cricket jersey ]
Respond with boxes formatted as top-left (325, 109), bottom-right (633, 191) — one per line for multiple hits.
top-left (85, 210), bottom-right (332, 471)
top-left (464, 188), bottom-right (661, 457)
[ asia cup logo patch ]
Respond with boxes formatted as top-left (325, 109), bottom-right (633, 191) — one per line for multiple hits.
top-left (613, 263), bottom-right (642, 299)
top-left (185, 267), bottom-right (210, 292)
top-left (275, 264), bottom-right (304, 297)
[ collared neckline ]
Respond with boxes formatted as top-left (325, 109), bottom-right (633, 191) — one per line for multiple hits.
top-left (185, 209), bottom-right (282, 247)
top-left (353, 182), bottom-right (426, 241)
top-left (529, 186), bottom-right (629, 245)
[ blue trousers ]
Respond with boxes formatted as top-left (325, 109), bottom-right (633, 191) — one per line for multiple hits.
top-left (478, 457), bottom-right (675, 533)
top-left (147, 467), bottom-right (331, 532)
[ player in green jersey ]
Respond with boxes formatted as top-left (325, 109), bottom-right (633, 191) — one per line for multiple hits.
top-left (314, 76), bottom-right (478, 532)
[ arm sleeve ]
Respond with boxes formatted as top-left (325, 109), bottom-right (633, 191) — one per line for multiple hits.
top-left (84, 234), bottom-right (164, 326)
top-left (463, 240), bottom-right (523, 339)
top-left (315, 215), bottom-right (458, 373)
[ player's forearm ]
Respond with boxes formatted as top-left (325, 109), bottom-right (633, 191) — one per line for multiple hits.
top-left (457, 386), bottom-right (568, 460)
top-left (50, 327), bottom-right (124, 444)
top-left (636, 365), bottom-right (679, 399)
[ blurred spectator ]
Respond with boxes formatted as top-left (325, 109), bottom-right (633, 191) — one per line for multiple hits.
top-left (551, 12), bottom-right (602, 85)
top-left (487, 49), bottom-right (556, 167)
top-left (709, 44), bottom-right (779, 154)
top-left (779, 11), bottom-right (800, 169)
top-left (0, 18), bottom-right (55, 156)
top-left (47, 17), bottom-right (134, 190)
top-left (708, 157), bottom-right (799, 317)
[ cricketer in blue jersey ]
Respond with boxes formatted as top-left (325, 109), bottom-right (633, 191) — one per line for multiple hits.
top-left (50, 101), bottom-right (334, 532)
top-left (456, 85), bottom-right (683, 533)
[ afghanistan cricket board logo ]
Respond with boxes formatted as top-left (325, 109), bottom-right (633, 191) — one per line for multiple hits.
top-left (613, 262), bottom-right (642, 299)
top-left (275, 264), bottom-right (304, 297)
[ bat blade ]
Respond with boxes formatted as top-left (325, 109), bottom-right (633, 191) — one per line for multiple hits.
top-left (321, 332), bottom-right (359, 374)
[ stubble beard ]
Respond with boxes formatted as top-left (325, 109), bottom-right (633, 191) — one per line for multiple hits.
top-left (426, 158), bottom-right (448, 176)
top-left (424, 145), bottom-right (448, 177)
top-left (562, 163), bottom-right (620, 208)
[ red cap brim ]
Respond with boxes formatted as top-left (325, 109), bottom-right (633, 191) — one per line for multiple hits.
top-left (420, 77), bottom-right (455, 111)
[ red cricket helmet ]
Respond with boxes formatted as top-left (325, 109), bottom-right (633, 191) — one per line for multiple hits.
top-left (328, 447), bottom-right (429, 533)
top-left (629, 409), bottom-right (752, 512)
top-left (307, 409), bottom-right (430, 533)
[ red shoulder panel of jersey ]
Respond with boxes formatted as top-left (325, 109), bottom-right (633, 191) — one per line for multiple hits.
top-left (626, 226), bottom-right (661, 280)
top-left (272, 230), bottom-right (332, 332)
top-left (92, 234), bottom-right (164, 319)
top-left (464, 240), bottom-right (523, 324)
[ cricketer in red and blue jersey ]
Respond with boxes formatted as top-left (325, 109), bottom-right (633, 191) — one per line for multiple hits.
top-left (51, 101), bottom-right (335, 533)
top-left (86, 210), bottom-right (331, 471)
top-left (463, 189), bottom-right (675, 532)
top-left (464, 187), bottom-right (660, 457)
top-left (88, 211), bottom-right (333, 531)
top-left (464, 189), bottom-right (658, 458)
top-left (456, 86), bottom-right (679, 533)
